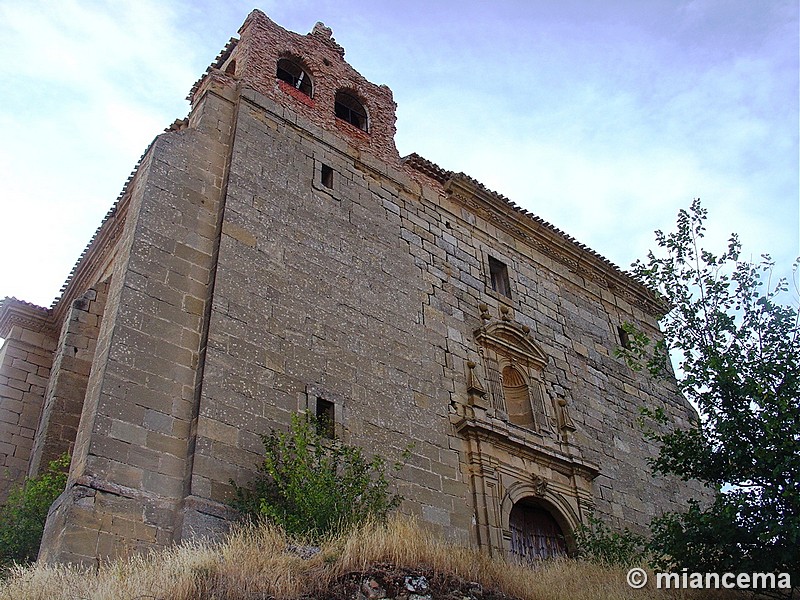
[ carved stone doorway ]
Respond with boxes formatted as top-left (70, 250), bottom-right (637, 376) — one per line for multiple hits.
top-left (508, 500), bottom-right (568, 560)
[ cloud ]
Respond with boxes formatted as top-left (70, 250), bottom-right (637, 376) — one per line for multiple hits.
top-left (0, 0), bottom-right (204, 306)
top-left (388, 1), bottom-right (797, 275)
top-left (0, 0), bottom-right (796, 310)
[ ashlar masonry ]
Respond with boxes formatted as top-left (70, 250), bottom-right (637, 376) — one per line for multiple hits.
top-left (0, 10), bottom-right (710, 565)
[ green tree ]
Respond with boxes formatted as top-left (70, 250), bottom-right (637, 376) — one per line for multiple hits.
top-left (232, 412), bottom-right (406, 541)
top-left (0, 453), bottom-right (70, 567)
top-left (574, 513), bottom-right (647, 567)
top-left (621, 200), bottom-right (799, 578)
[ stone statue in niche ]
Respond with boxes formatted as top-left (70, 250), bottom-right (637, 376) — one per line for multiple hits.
top-left (552, 395), bottom-right (576, 441)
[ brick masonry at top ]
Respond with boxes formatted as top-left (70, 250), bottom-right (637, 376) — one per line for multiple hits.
top-left (212, 10), bottom-right (400, 164)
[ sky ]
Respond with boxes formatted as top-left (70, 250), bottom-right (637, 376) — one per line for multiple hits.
top-left (0, 0), bottom-right (797, 311)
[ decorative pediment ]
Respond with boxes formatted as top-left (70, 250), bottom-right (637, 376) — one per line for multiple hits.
top-left (474, 321), bottom-right (548, 368)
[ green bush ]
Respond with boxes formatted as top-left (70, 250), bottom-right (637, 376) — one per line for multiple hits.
top-left (0, 453), bottom-right (70, 567)
top-left (575, 513), bottom-right (648, 566)
top-left (231, 413), bottom-right (407, 541)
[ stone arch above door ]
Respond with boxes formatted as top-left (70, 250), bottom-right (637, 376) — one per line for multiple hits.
top-left (501, 479), bottom-right (581, 558)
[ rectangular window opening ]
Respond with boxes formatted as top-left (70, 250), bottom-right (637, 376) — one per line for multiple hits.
top-left (315, 397), bottom-right (335, 438)
top-left (618, 326), bottom-right (631, 349)
top-left (321, 164), bottom-right (334, 189)
top-left (489, 256), bottom-right (512, 298)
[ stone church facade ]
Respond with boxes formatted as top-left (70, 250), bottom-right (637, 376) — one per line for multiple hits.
top-left (0, 11), bottom-right (708, 565)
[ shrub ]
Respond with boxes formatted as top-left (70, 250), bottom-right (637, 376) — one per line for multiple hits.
top-left (574, 513), bottom-right (647, 567)
top-left (231, 413), bottom-right (406, 541)
top-left (0, 453), bottom-right (70, 567)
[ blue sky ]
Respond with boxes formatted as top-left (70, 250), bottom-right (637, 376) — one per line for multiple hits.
top-left (0, 0), bottom-right (797, 309)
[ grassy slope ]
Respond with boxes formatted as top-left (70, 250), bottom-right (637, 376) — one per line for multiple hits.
top-left (0, 516), bottom-right (735, 600)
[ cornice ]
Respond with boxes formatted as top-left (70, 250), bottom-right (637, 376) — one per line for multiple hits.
top-left (0, 298), bottom-right (54, 338)
top-left (442, 174), bottom-right (665, 316)
top-left (454, 415), bottom-right (600, 481)
top-left (403, 153), bottom-right (450, 184)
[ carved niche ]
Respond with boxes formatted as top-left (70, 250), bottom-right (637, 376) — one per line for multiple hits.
top-left (473, 320), bottom-right (564, 436)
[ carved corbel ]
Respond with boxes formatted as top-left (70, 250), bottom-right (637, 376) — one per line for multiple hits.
top-left (531, 474), bottom-right (548, 497)
top-left (479, 303), bottom-right (491, 322)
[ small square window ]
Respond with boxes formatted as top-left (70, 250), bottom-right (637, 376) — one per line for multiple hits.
top-left (321, 164), bottom-right (334, 189)
top-left (488, 256), bottom-right (512, 298)
top-left (315, 397), bottom-right (335, 438)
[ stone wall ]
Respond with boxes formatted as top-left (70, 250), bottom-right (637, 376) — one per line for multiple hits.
top-left (188, 85), bottom-right (471, 541)
top-left (38, 77), bottom-right (239, 565)
top-left (28, 283), bottom-right (109, 476)
top-left (0, 302), bottom-right (56, 501)
top-left (187, 75), bottom-right (707, 551)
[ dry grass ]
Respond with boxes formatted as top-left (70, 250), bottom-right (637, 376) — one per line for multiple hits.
top-left (0, 516), bottom-right (739, 600)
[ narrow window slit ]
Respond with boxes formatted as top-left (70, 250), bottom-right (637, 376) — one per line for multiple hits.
top-left (618, 326), bottom-right (631, 349)
top-left (315, 397), bottom-right (335, 438)
top-left (489, 256), bottom-right (512, 298)
top-left (321, 164), bottom-right (334, 189)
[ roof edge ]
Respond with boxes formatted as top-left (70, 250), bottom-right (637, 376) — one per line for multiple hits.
top-left (0, 297), bottom-right (54, 338)
top-left (404, 154), bottom-right (664, 316)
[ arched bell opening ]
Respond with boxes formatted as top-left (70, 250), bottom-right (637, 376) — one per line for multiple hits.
top-left (276, 57), bottom-right (313, 97)
top-left (334, 89), bottom-right (368, 131)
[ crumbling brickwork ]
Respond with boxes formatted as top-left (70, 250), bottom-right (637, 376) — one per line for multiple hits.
top-left (0, 10), bottom-right (711, 565)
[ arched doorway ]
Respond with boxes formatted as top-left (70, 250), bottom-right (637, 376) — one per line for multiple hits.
top-left (509, 500), bottom-right (568, 560)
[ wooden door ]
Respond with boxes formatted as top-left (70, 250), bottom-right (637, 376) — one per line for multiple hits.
top-left (509, 502), bottom-right (567, 560)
